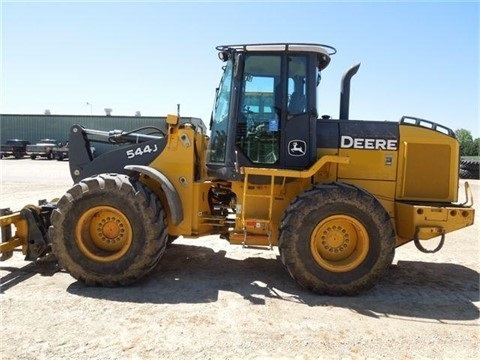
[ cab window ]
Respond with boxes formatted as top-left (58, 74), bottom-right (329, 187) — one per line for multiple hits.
top-left (207, 60), bottom-right (234, 163)
top-left (236, 55), bottom-right (281, 165)
top-left (287, 55), bottom-right (307, 115)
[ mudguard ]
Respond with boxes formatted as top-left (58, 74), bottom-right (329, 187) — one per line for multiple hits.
top-left (124, 165), bottom-right (184, 225)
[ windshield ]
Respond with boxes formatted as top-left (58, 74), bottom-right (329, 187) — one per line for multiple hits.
top-left (207, 59), bottom-right (234, 163)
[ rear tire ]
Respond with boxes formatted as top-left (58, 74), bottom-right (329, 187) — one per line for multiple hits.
top-left (279, 183), bottom-right (395, 295)
top-left (49, 173), bottom-right (168, 286)
top-left (459, 168), bottom-right (474, 179)
top-left (460, 159), bottom-right (479, 173)
top-left (460, 160), bottom-right (479, 179)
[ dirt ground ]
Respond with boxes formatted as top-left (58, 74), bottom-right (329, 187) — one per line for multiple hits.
top-left (0, 158), bottom-right (479, 359)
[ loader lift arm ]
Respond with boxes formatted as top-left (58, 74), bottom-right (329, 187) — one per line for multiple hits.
top-left (68, 124), bottom-right (167, 183)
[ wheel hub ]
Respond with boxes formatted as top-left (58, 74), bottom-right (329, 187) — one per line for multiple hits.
top-left (101, 220), bottom-right (121, 239)
top-left (93, 216), bottom-right (126, 250)
top-left (311, 215), bottom-right (369, 272)
top-left (320, 225), bottom-right (350, 253)
top-left (76, 206), bottom-right (133, 262)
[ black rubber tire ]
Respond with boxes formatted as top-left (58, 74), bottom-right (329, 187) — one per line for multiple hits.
top-left (49, 173), bottom-right (168, 286)
top-left (460, 160), bottom-right (479, 179)
top-left (460, 159), bottom-right (479, 173)
top-left (30, 155), bottom-right (36, 160)
top-left (278, 182), bottom-right (396, 296)
top-left (459, 168), bottom-right (474, 179)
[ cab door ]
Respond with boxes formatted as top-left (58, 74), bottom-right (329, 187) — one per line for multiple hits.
top-left (280, 54), bottom-right (316, 169)
top-left (235, 54), bottom-right (282, 167)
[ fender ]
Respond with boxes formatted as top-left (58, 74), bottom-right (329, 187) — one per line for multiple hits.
top-left (124, 165), bottom-right (184, 226)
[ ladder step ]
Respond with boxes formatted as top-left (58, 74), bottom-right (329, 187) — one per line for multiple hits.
top-left (229, 232), bottom-right (272, 247)
top-left (243, 219), bottom-right (270, 229)
top-left (240, 172), bottom-right (277, 243)
top-left (244, 193), bottom-right (272, 199)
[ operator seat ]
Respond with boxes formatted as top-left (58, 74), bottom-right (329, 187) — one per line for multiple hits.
top-left (288, 92), bottom-right (306, 113)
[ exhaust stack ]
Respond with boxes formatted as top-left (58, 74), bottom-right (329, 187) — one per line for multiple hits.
top-left (339, 63), bottom-right (361, 120)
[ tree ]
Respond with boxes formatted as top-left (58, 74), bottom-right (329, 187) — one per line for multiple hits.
top-left (455, 128), bottom-right (478, 156)
top-left (473, 138), bottom-right (480, 156)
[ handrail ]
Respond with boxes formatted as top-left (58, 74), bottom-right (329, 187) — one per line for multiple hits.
top-left (399, 116), bottom-right (455, 138)
top-left (241, 155), bottom-right (350, 178)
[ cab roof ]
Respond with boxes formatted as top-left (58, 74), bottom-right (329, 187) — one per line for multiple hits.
top-left (216, 43), bottom-right (336, 70)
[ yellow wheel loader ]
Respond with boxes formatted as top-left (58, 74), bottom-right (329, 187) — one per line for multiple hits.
top-left (0, 43), bottom-right (475, 295)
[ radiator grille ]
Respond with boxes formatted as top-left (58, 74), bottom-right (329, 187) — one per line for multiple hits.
top-left (402, 143), bottom-right (450, 199)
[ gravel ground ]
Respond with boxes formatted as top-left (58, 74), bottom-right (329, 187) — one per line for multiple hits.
top-left (0, 158), bottom-right (479, 359)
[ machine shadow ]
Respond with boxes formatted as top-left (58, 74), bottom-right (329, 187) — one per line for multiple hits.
top-left (67, 243), bottom-right (480, 322)
top-left (0, 254), bottom-right (61, 293)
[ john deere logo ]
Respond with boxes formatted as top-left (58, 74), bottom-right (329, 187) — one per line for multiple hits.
top-left (340, 135), bottom-right (398, 150)
top-left (288, 140), bottom-right (306, 156)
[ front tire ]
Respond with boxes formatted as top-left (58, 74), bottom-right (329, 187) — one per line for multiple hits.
top-left (279, 183), bottom-right (395, 295)
top-left (49, 174), bottom-right (168, 286)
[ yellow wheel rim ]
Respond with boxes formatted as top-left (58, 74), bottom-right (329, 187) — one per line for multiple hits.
top-left (75, 206), bottom-right (133, 263)
top-left (311, 215), bottom-right (369, 272)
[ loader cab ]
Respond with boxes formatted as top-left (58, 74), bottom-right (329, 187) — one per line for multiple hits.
top-left (206, 43), bottom-right (335, 180)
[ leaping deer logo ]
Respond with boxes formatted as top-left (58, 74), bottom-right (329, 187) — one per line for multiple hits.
top-left (288, 140), bottom-right (306, 156)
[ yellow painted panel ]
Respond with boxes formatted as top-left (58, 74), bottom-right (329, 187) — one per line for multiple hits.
top-left (314, 149), bottom-right (339, 183)
top-left (337, 179), bottom-right (396, 217)
top-left (338, 148), bottom-right (398, 181)
top-left (396, 125), bottom-right (459, 202)
top-left (395, 202), bottom-right (474, 240)
top-left (147, 127), bottom-right (198, 235)
top-left (191, 182), bottom-right (215, 235)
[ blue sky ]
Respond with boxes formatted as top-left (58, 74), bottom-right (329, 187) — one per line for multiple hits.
top-left (1, 1), bottom-right (479, 137)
